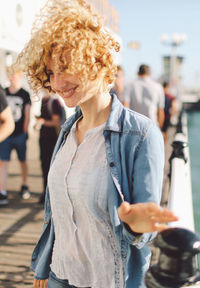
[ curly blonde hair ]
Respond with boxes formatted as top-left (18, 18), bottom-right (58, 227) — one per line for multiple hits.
top-left (13, 0), bottom-right (120, 94)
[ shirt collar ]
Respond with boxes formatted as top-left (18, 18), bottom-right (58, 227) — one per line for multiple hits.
top-left (104, 92), bottom-right (124, 133)
top-left (61, 92), bottom-right (124, 134)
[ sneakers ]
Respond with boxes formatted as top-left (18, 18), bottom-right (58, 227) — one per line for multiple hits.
top-left (20, 185), bottom-right (31, 200)
top-left (0, 192), bottom-right (8, 205)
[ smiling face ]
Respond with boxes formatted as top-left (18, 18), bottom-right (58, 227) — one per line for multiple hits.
top-left (46, 52), bottom-right (103, 108)
top-left (8, 71), bottom-right (22, 88)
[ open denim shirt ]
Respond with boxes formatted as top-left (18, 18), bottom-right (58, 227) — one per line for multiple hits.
top-left (31, 94), bottom-right (164, 288)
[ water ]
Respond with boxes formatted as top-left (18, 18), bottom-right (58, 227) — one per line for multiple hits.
top-left (187, 111), bottom-right (200, 267)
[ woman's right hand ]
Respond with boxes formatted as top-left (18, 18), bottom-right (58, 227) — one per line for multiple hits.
top-left (118, 201), bottom-right (178, 233)
top-left (33, 278), bottom-right (48, 288)
top-left (34, 118), bottom-right (45, 130)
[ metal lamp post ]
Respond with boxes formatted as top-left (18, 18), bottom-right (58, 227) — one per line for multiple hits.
top-left (160, 33), bottom-right (187, 96)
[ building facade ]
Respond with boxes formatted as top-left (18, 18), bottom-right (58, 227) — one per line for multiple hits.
top-left (0, 0), bottom-right (120, 85)
top-left (0, 0), bottom-right (47, 85)
top-left (88, 0), bottom-right (119, 33)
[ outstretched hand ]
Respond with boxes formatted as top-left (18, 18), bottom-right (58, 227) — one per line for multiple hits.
top-left (118, 202), bottom-right (179, 234)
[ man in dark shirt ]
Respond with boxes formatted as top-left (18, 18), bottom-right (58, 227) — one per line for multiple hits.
top-left (0, 71), bottom-right (31, 205)
top-left (0, 85), bottom-right (14, 143)
top-left (35, 94), bottom-right (63, 204)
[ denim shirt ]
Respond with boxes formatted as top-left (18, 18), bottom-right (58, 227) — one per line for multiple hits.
top-left (31, 94), bottom-right (164, 288)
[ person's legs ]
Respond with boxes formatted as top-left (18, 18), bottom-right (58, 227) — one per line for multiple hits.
top-left (0, 137), bottom-right (12, 205)
top-left (39, 137), bottom-right (57, 203)
top-left (20, 161), bottom-right (28, 186)
top-left (20, 161), bottom-right (31, 199)
top-left (0, 161), bottom-right (9, 205)
top-left (14, 133), bottom-right (30, 199)
top-left (0, 161), bottom-right (9, 191)
top-left (161, 119), bottom-right (170, 147)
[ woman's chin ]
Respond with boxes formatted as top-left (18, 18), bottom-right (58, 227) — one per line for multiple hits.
top-left (64, 99), bottom-right (79, 108)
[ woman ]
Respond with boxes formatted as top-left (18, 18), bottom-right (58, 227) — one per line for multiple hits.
top-left (14, 0), bottom-right (178, 287)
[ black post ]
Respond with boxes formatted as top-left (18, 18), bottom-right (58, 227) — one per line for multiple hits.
top-left (145, 228), bottom-right (200, 288)
top-left (168, 110), bottom-right (188, 181)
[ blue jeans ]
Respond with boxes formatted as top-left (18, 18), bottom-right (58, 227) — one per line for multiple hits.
top-left (47, 271), bottom-right (90, 288)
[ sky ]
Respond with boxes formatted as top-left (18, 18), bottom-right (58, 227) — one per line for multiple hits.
top-left (109, 0), bottom-right (200, 90)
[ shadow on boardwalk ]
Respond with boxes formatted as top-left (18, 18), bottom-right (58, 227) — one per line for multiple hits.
top-left (0, 192), bottom-right (44, 288)
top-left (0, 127), bottom-right (176, 287)
top-left (0, 129), bottom-right (44, 288)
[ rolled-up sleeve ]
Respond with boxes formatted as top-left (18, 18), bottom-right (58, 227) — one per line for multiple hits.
top-left (122, 123), bottom-right (164, 247)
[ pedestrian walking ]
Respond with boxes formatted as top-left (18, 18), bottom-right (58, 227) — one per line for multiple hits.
top-left (111, 65), bottom-right (125, 104)
top-left (0, 85), bottom-right (14, 143)
top-left (0, 69), bottom-right (31, 204)
top-left (162, 81), bottom-right (177, 144)
top-left (35, 93), bottom-right (65, 204)
top-left (13, 1), bottom-right (178, 287)
top-left (123, 64), bottom-right (165, 128)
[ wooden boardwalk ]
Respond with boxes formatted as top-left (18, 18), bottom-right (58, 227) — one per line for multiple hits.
top-left (0, 129), bottom-right (44, 288)
top-left (0, 127), bottom-right (175, 287)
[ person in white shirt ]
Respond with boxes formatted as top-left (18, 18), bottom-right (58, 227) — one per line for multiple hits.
top-left (12, 1), bottom-right (178, 287)
top-left (123, 64), bottom-right (165, 128)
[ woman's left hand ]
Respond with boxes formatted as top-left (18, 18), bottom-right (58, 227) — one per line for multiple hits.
top-left (118, 201), bottom-right (179, 233)
top-left (33, 279), bottom-right (48, 288)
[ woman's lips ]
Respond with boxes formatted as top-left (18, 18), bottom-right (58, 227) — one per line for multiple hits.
top-left (61, 86), bottom-right (78, 98)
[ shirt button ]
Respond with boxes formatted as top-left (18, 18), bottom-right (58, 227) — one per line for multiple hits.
top-left (109, 162), bottom-right (115, 167)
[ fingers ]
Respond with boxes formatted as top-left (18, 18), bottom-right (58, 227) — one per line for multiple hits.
top-left (33, 279), bottom-right (48, 288)
top-left (146, 205), bottom-right (179, 223)
top-left (119, 202), bottom-right (178, 221)
top-left (118, 201), bottom-right (179, 231)
top-left (40, 280), bottom-right (48, 288)
top-left (33, 279), bottom-right (40, 288)
top-left (147, 204), bottom-right (179, 232)
top-left (145, 202), bottom-right (163, 215)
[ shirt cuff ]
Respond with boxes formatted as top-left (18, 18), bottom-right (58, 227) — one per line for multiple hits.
top-left (122, 223), bottom-right (156, 249)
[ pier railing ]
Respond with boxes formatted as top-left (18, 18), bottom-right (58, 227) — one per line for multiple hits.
top-left (145, 109), bottom-right (200, 288)
top-left (168, 109), bottom-right (194, 231)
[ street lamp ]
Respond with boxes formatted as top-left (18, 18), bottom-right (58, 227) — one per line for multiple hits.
top-left (161, 33), bottom-right (187, 46)
top-left (160, 33), bottom-right (187, 96)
